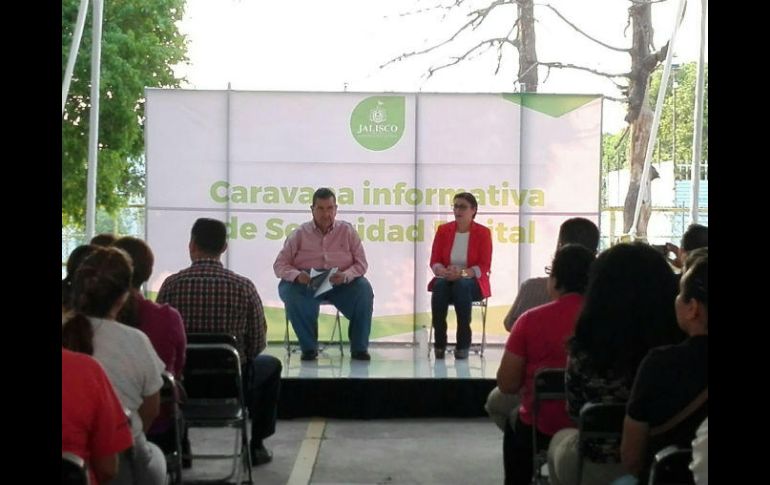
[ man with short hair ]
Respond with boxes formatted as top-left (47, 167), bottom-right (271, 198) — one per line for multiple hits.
top-left (503, 217), bottom-right (600, 331)
top-left (157, 218), bottom-right (281, 466)
top-left (274, 187), bottom-right (374, 361)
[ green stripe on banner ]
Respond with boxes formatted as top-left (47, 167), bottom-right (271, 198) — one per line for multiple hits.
top-left (502, 93), bottom-right (599, 117)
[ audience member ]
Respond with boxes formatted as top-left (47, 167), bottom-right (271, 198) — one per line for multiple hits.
top-left (503, 217), bottom-right (599, 331)
top-left (547, 242), bottom-right (685, 485)
top-left (113, 236), bottom-right (187, 453)
top-left (274, 187), bottom-right (374, 361)
top-left (62, 348), bottom-right (133, 485)
top-left (428, 192), bottom-right (492, 359)
top-left (62, 244), bottom-right (98, 317)
top-left (157, 218), bottom-right (282, 466)
top-left (495, 244), bottom-right (594, 484)
top-left (666, 223), bottom-right (708, 270)
top-left (90, 233), bottom-right (118, 247)
top-left (621, 256), bottom-right (708, 483)
top-left (62, 247), bottom-right (167, 485)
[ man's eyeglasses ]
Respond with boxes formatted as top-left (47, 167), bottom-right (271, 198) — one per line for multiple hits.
top-left (544, 265), bottom-right (552, 275)
top-left (453, 204), bottom-right (471, 210)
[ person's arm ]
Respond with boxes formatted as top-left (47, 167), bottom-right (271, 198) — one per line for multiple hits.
top-left (91, 454), bottom-right (120, 483)
top-left (496, 350), bottom-right (526, 394)
top-left (467, 224), bottom-right (492, 279)
top-left (429, 224), bottom-right (450, 277)
top-left (137, 392), bottom-right (160, 432)
top-left (246, 282), bottom-right (267, 357)
top-left (339, 225), bottom-right (368, 281)
top-left (274, 229), bottom-right (304, 282)
top-left (621, 415), bottom-right (649, 476)
top-left (503, 279), bottom-right (532, 331)
top-left (497, 318), bottom-right (528, 394)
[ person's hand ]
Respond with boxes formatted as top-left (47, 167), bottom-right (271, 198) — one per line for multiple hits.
top-left (445, 265), bottom-right (462, 281)
top-left (330, 272), bottom-right (347, 285)
top-left (295, 272), bottom-right (311, 285)
top-left (665, 242), bottom-right (683, 269)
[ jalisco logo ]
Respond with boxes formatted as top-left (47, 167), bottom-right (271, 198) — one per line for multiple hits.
top-left (350, 96), bottom-right (405, 151)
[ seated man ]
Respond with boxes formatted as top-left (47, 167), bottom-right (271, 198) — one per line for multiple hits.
top-left (157, 218), bottom-right (282, 466)
top-left (274, 187), bottom-right (374, 361)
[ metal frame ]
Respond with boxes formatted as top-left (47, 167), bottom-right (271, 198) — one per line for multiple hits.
top-left (428, 298), bottom-right (488, 357)
top-left (182, 343), bottom-right (253, 484)
top-left (531, 368), bottom-right (567, 484)
top-left (284, 301), bottom-right (344, 356)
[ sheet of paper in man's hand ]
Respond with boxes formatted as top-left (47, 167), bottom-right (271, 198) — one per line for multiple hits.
top-left (309, 267), bottom-right (338, 297)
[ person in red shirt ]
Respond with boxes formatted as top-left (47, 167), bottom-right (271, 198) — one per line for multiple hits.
top-left (496, 244), bottom-right (595, 485)
top-left (62, 348), bottom-right (133, 484)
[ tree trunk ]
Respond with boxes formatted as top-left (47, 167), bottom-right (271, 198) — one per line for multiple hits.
top-left (517, 0), bottom-right (538, 92)
top-left (623, 105), bottom-right (654, 237)
top-left (622, 0), bottom-right (663, 238)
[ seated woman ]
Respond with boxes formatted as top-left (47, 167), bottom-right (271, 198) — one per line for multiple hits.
top-left (62, 348), bottom-right (133, 485)
top-left (62, 247), bottom-right (168, 485)
top-left (496, 244), bottom-right (595, 485)
top-left (62, 244), bottom-right (98, 319)
top-left (547, 242), bottom-right (686, 485)
top-left (621, 255), bottom-right (708, 483)
top-left (428, 192), bottom-right (492, 359)
top-left (114, 236), bottom-right (187, 454)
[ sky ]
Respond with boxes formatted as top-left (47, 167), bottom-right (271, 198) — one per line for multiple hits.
top-left (173, 0), bottom-right (708, 134)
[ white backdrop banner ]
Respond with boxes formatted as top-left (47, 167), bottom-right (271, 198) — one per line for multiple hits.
top-left (145, 90), bottom-right (601, 334)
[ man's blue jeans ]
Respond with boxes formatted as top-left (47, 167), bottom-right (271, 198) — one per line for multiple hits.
top-left (279, 276), bottom-right (374, 353)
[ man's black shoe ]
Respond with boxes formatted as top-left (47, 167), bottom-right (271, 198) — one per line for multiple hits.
top-left (300, 350), bottom-right (318, 361)
top-left (434, 347), bottom-right (445, 359)
top-left (182, 454), bottom-right (192, 469)
top-left (351, 350), bottom-right (371, 361)
top-left (249, 444), bottom-right (273, 466)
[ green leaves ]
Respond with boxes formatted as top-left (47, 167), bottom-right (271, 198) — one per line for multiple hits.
top-left (62, 0), bottom-right (188, 227)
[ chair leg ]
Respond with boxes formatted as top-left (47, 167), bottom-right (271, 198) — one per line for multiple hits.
top-left (427, 324), bottom-right (433, 357)
top-left (334, 311), bottom-right (344, 355)
top-left (240, 415), bottom-right (253, 484)
top-left (284, 314), bottom-right (291, 354)
top-left (481, 301), bottom-right (487, 357)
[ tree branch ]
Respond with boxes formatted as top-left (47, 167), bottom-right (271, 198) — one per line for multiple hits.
top-left (538, 3), bottom-right (629, 52)
top-left (380, 0), bottom-right (514, 69)
top-left (538, 61), bottom-right (628, 79)
top-left (425, 38), bottom-right (518, 78)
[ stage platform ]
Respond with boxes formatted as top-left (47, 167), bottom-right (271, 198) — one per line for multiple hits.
top-left (262, 334), bottom-right (506, 420)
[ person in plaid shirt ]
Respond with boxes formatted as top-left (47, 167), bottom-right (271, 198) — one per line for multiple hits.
top-left (157, 218), bottom-right (282, 466)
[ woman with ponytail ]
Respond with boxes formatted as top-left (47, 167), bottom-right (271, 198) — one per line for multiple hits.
top-left (62, 246), bottom-right (167, 485)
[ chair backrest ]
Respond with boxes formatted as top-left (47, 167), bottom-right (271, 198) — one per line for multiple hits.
top-left (531, 368), bottom-right (566, 482)
top-left (62, 452), bottom-right (89, 485)
top-left (648, 445), bottom-right (694, 485)
top-left (187, 332), bottom-right (239, 347)
top-left (575, 402), bottom-right (626, 485)
top-left (183, 343), bottom-right (244, 402)
top-left (532, 368), bottom-right (566, 419)
top-left (578, 402), bottom-right (626, 447)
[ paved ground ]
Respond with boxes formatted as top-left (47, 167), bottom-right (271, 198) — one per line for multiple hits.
top-left (183, 417), bottom-right (505, 484)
